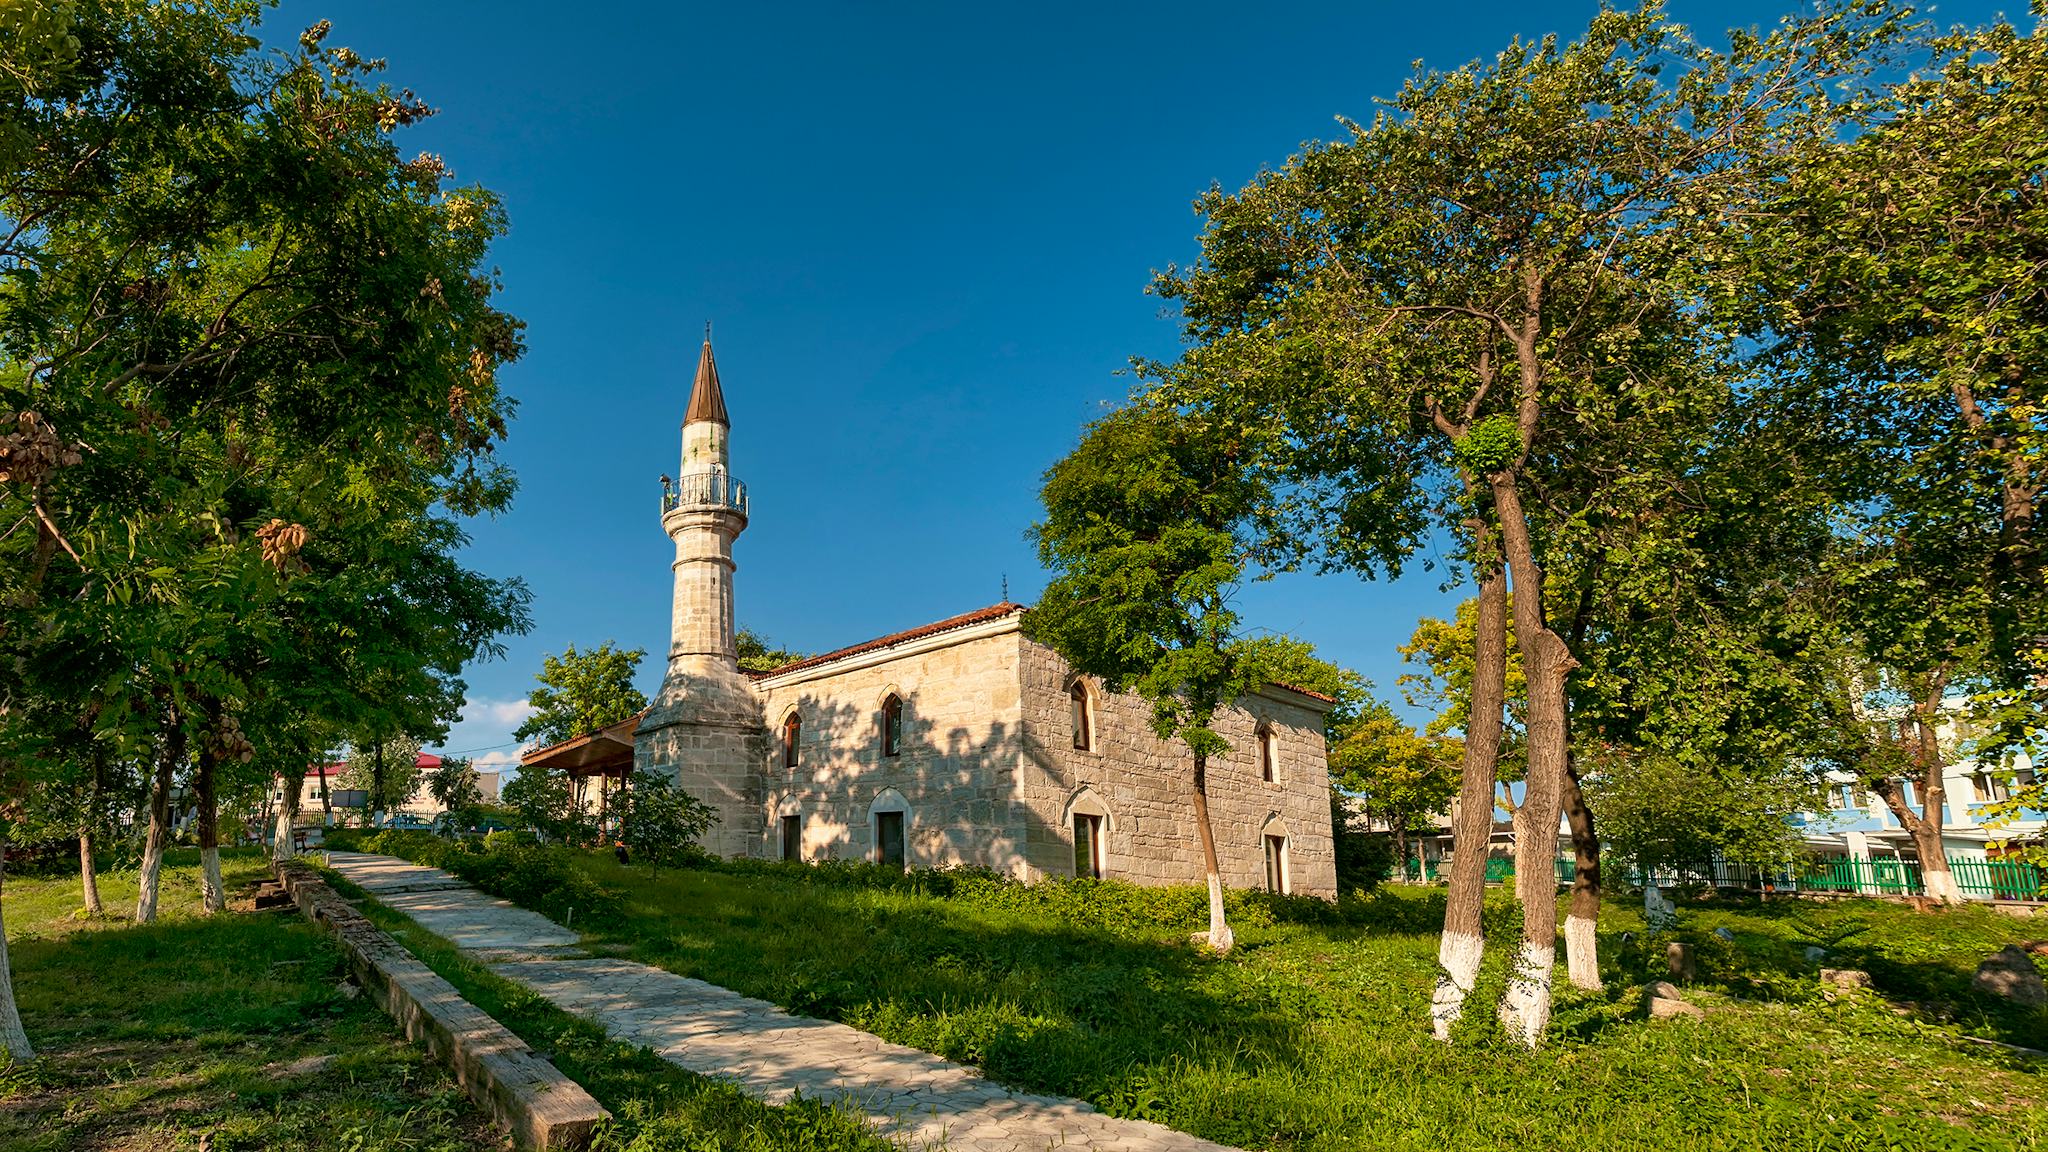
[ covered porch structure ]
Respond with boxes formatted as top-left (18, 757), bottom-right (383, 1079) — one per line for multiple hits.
top-left (519, 711), bottom-right (644, 820)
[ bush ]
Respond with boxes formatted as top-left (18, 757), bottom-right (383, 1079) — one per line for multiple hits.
top-left (322, 828), bottom-right (623, 930)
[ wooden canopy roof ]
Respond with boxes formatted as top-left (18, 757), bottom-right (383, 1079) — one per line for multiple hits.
top-left (519, 711), bottom-right (643, 778)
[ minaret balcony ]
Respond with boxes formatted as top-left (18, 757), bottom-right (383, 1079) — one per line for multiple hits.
top-left (662, 472), bottom-right (748, 516)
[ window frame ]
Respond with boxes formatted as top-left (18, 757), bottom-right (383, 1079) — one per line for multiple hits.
top-left (881, 694), bottom-right (903, 758)
top-left (875, 809), bottom-right (907, 871)
top-left (1263, 833), bottom-right (1289, 893)
top-left (1073, 812), bottom-right (1103, 879)
top-left (781, 712), bottom-right (801, 769)
top-left (1257, 722), bottom-right (1277, 783)
top-left (1069, 681), bottom-right (1093, 751)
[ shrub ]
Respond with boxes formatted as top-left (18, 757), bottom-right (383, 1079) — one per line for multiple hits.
top-left (324, 828), bottom-right (623, 930)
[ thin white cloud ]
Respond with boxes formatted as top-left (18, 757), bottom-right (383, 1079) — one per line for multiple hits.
top-left (462, 696), bottom-right (535, 727)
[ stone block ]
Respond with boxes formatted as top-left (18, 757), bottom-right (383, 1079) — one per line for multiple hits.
top-left (273, 861), bottom-right (607, 1150)
top-left (1666, 942), bottom-right (1696, 982)
top-left (1972, 945), bottom-right (2047, 1007)
top-left (1821, 968), bottom-right (1872, 1001)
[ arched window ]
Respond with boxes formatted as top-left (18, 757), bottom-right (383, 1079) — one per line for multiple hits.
top-left (880, 694), bottom-right (903, 758)
top-left (1065, 788), bottom-right (1114, 880)
top-left (1262, 816), bottom-right (1292, 893)
top-left (869, 789), bottom-right (911, 872)
top-left (1257, 722), bottom-right (1277, 783)
top-left (1069, 681), bottom-right (1092, 751)
top-left (1264, 833), bottom-right (1290, 893)
top-left (782, 712), bottom-right (801, 769)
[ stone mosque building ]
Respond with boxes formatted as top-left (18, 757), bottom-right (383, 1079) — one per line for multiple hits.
top-left (524, 339), bottom-right (1339, 897)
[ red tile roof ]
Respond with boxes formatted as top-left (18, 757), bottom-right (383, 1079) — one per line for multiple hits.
top-left (750, 602), bottom-right (1027, 679)
top-left (305, 752), bottom-right (441, 777)
top-left (748, 602), bottom-right (1335, 708)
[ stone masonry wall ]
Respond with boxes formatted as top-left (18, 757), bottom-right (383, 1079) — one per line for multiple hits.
top-left (751, 628), bottom-right (1030, 877)
top-left (1015, 637), bottom-right (1338, 897)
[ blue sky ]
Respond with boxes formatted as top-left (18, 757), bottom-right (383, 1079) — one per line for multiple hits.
top-left (264, 0), bottom-right (2002, 776)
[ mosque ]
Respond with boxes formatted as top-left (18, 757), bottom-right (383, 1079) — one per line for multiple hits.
top-left (522, 339), bottom-right (1339, 896)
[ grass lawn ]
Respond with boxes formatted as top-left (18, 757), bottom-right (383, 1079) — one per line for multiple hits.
top-left (532, 854), bottom-right (2047, 1152)
top-left (0, 848), bottom-right (501, 1152)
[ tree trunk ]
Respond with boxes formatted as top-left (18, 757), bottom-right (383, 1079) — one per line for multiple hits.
top-left (1432, 561), bottom-right (1508, 1040)
top-left (372, 740), bottom-right (386, 829)
top-left (1394, 821), bottom-right (1411, 883)
top-left (1909, 691), bottom-right (1962, 905)
top-left (136, 718), bottom-right (183, 925)
top-left (196, 749), bottom-right (224, 914)
top-left (1490, 476), bottom-right (1576, 1048)
top-left (1561, 753), bottom-right (1601, 990)
top-left (78, 829), bottom-right (100, 916)
top-left (273, 765), bottom-right (302, 863)
top-left (0, 829), bottom-right (35, 1061)
top-left (1189, 751), bottom-right (1234, 954)
top-left (319, 756), bottom-right (333, 827)
top-left (78, 750), bottom-right (103, 916)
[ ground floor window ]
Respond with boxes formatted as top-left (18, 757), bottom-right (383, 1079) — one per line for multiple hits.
top-left (1074, 812), bottom-right (1103, 879)
top-left (876, 809), bottom-right (906, 871)
top-left (780, 813), bottom-right (802, 861)
top-left (1264, 834), bottom-right (1289, 893)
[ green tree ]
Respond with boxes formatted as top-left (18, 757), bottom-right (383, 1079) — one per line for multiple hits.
top-left (1329, 698), bottom-right (1459, 881)
top-left (425, 756), bottom-right (484, 813)
top-left (736, 628), bottom-right (806, 674)
top-left (615, 770), bottom-right (718, 872)
top-left (501, 767), bottom-right (595, 845)
top-left (342, 737), bottom-right (425, 821)
top-left (1580, 743), bottom-right (1809, 884)
top-left (514, 642), bottom-right (648, 747)
top-left (0, 4), bottom-right (530, 1052)
top-left (1724, 11), bottom-right (2048, 902)
top-left (1026, 403), bottom-right (1277, 954)
top-left (1145, 2), bottom-right (1903, 1042)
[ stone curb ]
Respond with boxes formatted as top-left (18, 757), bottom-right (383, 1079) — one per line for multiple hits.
top-left (272, 859), bottom-right (609, 1150)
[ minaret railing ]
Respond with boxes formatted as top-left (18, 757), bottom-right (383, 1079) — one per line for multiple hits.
top-left (662, 471), bottom-right (747, 516)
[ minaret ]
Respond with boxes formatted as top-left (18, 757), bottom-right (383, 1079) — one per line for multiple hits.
top-left (664, 335), bottom-right (745, 670)
top-left (636, 332), bottom-right (763, 856)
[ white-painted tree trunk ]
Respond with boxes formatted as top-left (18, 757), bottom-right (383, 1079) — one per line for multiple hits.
top-left (1497, 940), bottom-right (1555, 1047)
top-left (1924, 865), bottom-right (1965, 905)
top-left (1431, 928), bottom-right (1485, 1041)
top-left (1205, 872), bottom-right (1235, 953)
top-left (272, 796), bottom-right (296, 862)
top-left (0, 833), bottom-right (35, 1061)
top-left (1564, 913), bottom-right (1600, 990)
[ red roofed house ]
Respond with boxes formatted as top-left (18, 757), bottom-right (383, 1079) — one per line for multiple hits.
top-left (299, 752), bottom-right (501, 820)
top-left (526, 338), bottom-right (1337, 896)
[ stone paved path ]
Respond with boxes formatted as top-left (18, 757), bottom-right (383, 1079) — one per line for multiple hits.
top-left (327, 852), bottom-right (1239, 1152)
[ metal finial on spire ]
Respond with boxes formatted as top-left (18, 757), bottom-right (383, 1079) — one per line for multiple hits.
top-left (704, 319), bottom-right (712, 344)
top-left (1002, 574), bottom-right (1009, 603)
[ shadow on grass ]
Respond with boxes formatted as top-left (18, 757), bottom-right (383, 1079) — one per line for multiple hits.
top-left (3, 905), bottom-right (496, 1152)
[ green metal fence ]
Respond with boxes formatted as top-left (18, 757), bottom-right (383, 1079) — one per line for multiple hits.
top-left (1396, 853), bottom-right (2044, 901)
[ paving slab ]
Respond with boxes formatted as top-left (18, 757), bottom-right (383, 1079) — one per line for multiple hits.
top-left (326, 851), bottom-right (1241, 1152)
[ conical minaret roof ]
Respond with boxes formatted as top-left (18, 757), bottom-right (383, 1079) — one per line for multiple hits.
top-left (684, 336), bottom-right (729, 427)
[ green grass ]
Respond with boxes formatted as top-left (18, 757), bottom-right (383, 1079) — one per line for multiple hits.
top-left (314, 866), bottom-right (899, 1152)
top-left (0, 848), bottom-right (499, 1152)
top-left (344, 831), bottom-right (2048, 1152)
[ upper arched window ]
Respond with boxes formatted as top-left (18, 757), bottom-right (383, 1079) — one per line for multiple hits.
top-left (1069, 682), bottom-right (1092, 751)
top-left (1257, 722), bottom-right (1277, 783)
top-left (881, 694), bottom-right (903, 758)
top-left (782, 712), bottom-right (801, 769)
